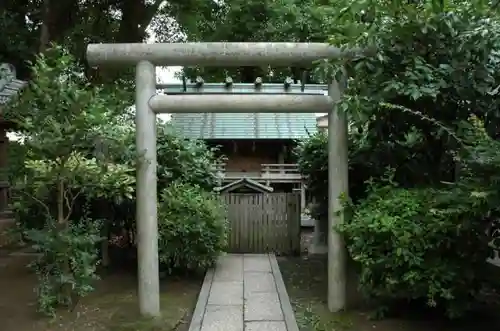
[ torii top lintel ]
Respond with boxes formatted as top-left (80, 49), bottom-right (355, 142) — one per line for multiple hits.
top-left (86, 42), bottom-right (364, 67)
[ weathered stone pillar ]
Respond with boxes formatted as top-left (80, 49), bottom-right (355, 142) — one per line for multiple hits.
top-left (300, 183), bottom-right (306, 212)
top-left (309, 216), bottom-right (328, 254)
top-left (135, 60), bottom-right (160, 317)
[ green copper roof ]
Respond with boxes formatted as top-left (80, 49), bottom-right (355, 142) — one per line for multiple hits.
top-left (170, 113), bottom-right (317, 139)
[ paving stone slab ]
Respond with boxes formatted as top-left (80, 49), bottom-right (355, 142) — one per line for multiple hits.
top-left (201, 305), bottom-right (243, 331)
top-left (208, 281), bottom-right (243, 305)
top-left (243, 255), bottom-right (271, 272)
top-left (244, 292), bottom-right (283, 321)
top-left (244, 272), bottom-right (276, 297)
top-left (214, 256), bottom-right (243, 281)
top-left (189, 254), bottom-right (298, 331)
top-left (245, 321), bottom-right (287, 331)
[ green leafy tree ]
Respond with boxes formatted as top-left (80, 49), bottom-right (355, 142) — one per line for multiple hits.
top-left (5, 46), bottom-right (135, 315)
top-left (297, 0), bottom-right (500, 318)
top-left (0, 0), bottom-right (220, 80)
top-left (180, 0), bottom-right (332, 82)
top-left (299, 0), bottom-right (500, 217)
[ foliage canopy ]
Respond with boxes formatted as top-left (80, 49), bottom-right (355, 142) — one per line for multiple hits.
top-left (5, 47), bottom-right (227, 316)
top-left (297, 0), bottom-right (500, 318)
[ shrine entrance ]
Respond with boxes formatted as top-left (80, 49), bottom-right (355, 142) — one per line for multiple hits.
top-left (86, 42), bottom-right (360, 316)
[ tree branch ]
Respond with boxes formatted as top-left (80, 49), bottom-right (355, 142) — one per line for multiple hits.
top-left (16, 189), bottom-right (52, 219)
top-left (142, 0), bottom-right (164, 29)
top-left (63, 187), bottom-right (83, 223)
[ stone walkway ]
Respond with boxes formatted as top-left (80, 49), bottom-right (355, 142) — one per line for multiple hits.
top-left (188, 254), bottom-right (299, 331)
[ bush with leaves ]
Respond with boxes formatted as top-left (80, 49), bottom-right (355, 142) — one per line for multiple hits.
top-left (296, 126), bottom-right (378, 221)
top-left (26, 218), bottom-right (102, 316)
top-left (157, 181), bottom-right (227, 273)
top-left (339, 178), bottom-right (496, 318)
top-left (156, 126), bottom-right (221, 192)
top-left (338, 116), bottom-right (500, 318)
top-left (107, 115), bottom-right (221, 193)
top-left (84, 116), bottom-right (222, 269)
top-left (296, 132), bottom-right (328, 221)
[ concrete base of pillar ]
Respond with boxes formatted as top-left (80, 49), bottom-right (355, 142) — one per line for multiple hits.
top-left (308, 217), bottom-right (328, 255)
top-left (308, 243), bottom-right (328, 255)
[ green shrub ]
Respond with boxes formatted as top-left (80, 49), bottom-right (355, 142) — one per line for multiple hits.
top-left (26, 218), bottom-right (102, 316)
top-left (339, 177), bottom-right (496, 318)
top-left (157, 181), bottom-right (227, 273)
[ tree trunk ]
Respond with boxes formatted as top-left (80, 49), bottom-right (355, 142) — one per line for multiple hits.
top-left (57, 180), bottom-right (72, 306)
top-left (99, 200), bottom-right (111, 268)
top-left (117, 0), bottom-right (164, 43)
top-left (101, 228), bottom-right (110, 267)
top-left (39, 0), bottom-right (51, 53)
top-left (57, 180), bottom-right (64, 225)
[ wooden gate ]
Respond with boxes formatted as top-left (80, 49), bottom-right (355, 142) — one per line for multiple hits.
top-left (221, 192), bottom-right (301, 255)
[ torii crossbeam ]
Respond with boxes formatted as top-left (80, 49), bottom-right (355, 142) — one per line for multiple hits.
top-left (86, 42), bottom-right (354, 317)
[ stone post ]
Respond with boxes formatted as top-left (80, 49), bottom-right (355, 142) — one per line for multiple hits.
top-left (300, 183), bottom-right (306, 212)
top-left (135, 61), bottom-right (160, 317)
top-left (327, 77), bottom-right (348, 312)
top-left (309, 216), bottom-right (328, 255)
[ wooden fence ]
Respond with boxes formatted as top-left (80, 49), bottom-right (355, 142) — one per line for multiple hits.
top-left (221, 192), bottom-right (301, 255)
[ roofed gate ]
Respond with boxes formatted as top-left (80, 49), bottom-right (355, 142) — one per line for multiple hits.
top-left (218, 178), bottom-right (301, 254)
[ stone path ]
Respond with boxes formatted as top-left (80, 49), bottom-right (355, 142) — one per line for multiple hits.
top-left (188, 254), bottom-right (299, 331)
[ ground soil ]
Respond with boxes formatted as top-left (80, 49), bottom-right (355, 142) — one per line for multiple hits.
top-left (0, 250), bottom-right (202, 331)
top-left (278, 254), bottom-right (500, 331)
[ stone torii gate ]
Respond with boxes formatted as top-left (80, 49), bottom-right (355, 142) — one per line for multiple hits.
top-left (86, 42), bottom-right (351, 317)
